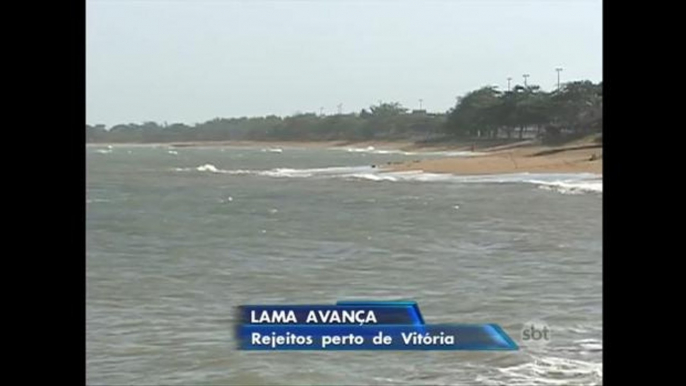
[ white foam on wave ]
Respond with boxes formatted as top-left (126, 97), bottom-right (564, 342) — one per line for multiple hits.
top-left (371, 149), bottom-right (404, 155)
top-left (476, 356), bottom-right (602, 386)
top-left (533, 179), bottom-right (603, 194)
top-left (219, 196), bottom-right (234, 203)
top-left (349, 171), bottom-right (601, 190)
top-left (335, 146), bottom-right (484, 157)
top-left (196, 164), bottom-right (220, 173)
top-left (344, 146), bottom-right (376, 153)
top-left (348, 173), bottom-right (399, 182)
top-left (574, 339), bottom-right (603, 352)
top-left (566, 324), bottom-right (598, 335)
top-left (174, 164), bottom-right (249, 175)
top-left (95, 149), bottom-right (112, 154)
top-left (175, 164), bottom-right (369, 177)
top-left (261, 148), bottom-right (283, 153)
top-left (260, 166), bottom-right (372, 178)
top-left (173, 164), bottom-right (601, 194)
top-left (188, 164), bottom-right (255, 175)
top-left (433, 150), bottom-right (486, 157)
top-left (86, 198), bottom-right (111, 204)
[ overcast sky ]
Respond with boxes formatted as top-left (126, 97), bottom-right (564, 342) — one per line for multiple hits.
top-left (86, 0), bottom-right (602, 126)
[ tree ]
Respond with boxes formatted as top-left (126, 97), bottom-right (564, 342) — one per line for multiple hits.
top-left (86, 124), bottom-right (107, 142)
top-left (86, 80), bottom-right (601, 144)
top-left (446, 86), bottom-right (501, 138)
top-left (548, 80), bottom-right (602, 136)
top-left (369, 102), bottom-right (408, 117)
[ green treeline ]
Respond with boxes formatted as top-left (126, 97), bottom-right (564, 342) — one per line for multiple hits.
top-left (446, 80), bottom-right (602, 142)
top-left (87, 80), bottom-right (601, 144)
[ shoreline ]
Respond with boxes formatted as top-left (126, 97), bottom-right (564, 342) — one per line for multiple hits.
top-left (384, 145), bottom-right (602, 176)
top-left (88, 138), bottom-right (602, 176)
top-left (86, 140), bottom-right (420, 150)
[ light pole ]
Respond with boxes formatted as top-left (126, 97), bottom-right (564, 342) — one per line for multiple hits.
top-left (555, 68), bottom-right (563, 90)
top-left (507, 77), bottom-right (512, 91)
top-left (523, 74), bottom-right (530, 87)
top-left (419, 98), bottom-right (423, 110)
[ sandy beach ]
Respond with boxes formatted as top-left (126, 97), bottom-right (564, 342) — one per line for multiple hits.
top-left (89, 137), bottom-right (602, 176)
top-left (387, 144), bottom-right (602, 175)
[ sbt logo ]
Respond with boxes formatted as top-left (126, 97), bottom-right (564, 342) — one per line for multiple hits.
top-left (520, 320), bottom-right (551, 347)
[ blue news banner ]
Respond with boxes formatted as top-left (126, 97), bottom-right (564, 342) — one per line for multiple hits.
top-left (235, 301), bottom-right (518, 351)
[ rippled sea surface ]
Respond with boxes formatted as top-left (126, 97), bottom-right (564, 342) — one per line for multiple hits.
top-left (86, 144), bottom-right (602, 385)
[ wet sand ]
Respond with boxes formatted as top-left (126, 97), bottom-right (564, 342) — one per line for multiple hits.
top-left (88, 138), bottom-right (602, 175)
top-left (387, 145), bottom-right (602, 175)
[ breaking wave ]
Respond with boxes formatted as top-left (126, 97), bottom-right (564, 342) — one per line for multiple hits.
top-left (173, 164), bottom-right (601, 194)
top-left (86, 198), bottom-right (111, 204)
top-left (533, 180), bottom-right (602, 194)
top-left (335, 146), bottom-right (484, 157)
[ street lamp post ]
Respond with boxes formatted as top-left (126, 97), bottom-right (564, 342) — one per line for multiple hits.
top-left (507, 77), bottom-right (512, 91)
top-left (555, 68), bottom-right (563, 90)
top-left (523, 74), bottom-right (530, 87)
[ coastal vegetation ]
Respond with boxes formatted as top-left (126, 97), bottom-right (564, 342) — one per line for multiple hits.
top-left (87, 80), bottom-right (601, 145)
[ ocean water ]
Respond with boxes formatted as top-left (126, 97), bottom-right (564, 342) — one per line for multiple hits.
top-left (86, 144), bottom-right (602, 385)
